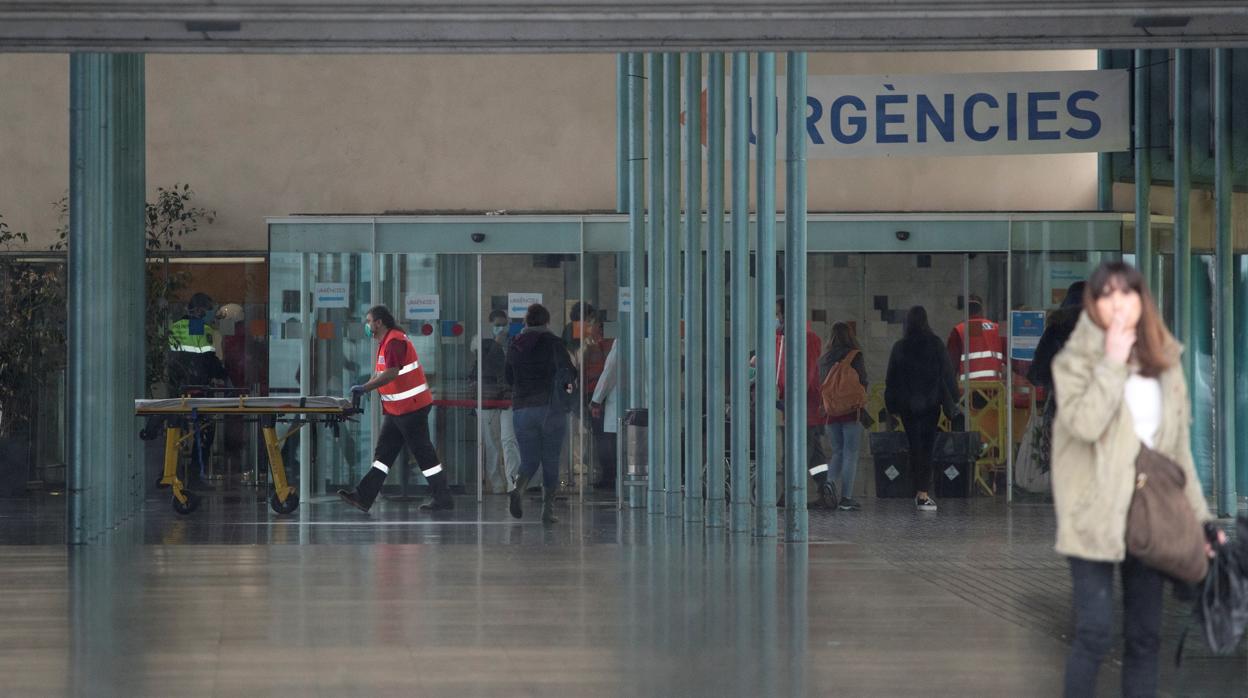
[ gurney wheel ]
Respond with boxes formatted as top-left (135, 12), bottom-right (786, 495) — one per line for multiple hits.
top-left (269, 490), bottom-right (299, 515)
top-left (172, 491), bottom-right (201, 515)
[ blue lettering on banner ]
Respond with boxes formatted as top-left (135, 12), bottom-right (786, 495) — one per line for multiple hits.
top-left (916, 93), bottom-right (954, 143)
top-left (830, 95), bottom-right (867, 144)
top-left (805, 95), bottom-right (824, 145)
top-left (1027, 91), bottom-right (1061, 141)
top-left (875, 84), bottom-right (908, 144)
top-left (1065, 90), bottom-right (1101, 139)
top-left (725, 70), bottom-right (1128, 158)
top-left (964, 93), bottom-right (999, 142)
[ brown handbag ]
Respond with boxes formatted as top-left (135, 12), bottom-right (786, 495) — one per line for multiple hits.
top-left (1126, 446), bottom-right (1209, 584)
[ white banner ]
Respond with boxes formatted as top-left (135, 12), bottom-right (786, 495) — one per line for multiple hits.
top-left (404, 293), bottom-right (440, 321)
top-left (713, 70), bottom-right (1129, 159)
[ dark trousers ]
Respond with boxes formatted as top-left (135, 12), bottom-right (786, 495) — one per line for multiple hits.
top-left (1064, 556), bottom-right (1164, 698)
top-left (375, 406), bottom-right (442, 473)
top-left (900, 410), bottom-right (940, 495)
top-left (513, 405), bottom-right (568, 492)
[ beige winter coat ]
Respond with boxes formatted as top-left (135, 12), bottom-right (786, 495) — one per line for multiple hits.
top-left (1050, 312), bottom-right (1212, 562)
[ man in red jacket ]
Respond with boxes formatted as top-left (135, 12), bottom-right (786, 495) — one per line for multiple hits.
top-left (338, 305), bottom-right (453, 514)
top-left (775, 298), bottom-right (837, 509)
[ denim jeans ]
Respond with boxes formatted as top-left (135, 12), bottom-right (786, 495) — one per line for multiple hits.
top-left (824, 421), bottom-right (862, 498)
top-left (1064, 555), bottom-right (1164, 698)
top-left (512, 405), bottom-right (568, 492)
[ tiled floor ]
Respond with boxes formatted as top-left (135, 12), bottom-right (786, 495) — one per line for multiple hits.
top-left (0, 491), bottom-right (1243, 697)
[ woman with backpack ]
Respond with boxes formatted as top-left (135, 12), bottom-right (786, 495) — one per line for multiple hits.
top-left (816, 322), bottom-right (869, 511)
top-left (884, 306), bottom-right (959, 512)
top-left (505, 303), bottom-right (578, 525)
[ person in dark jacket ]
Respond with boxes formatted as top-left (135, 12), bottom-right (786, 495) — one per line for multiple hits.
top-left (472, 309), bottom-right (520, 493)
top-left (816, 321), bottom-right (868, 511)
top-left (885, 305), bottom-right (959, 512)
top-left (1027, 281), bottom-right (1087, 391)
top-left (505, 303), bottom-right (577, 524)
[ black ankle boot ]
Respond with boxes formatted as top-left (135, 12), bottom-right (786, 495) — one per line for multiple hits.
top-left (419, 471), bottom-right (455, 512)
top-left (509, 472), bottom-right (534, 519)
top-left (541, 486), bottom-right (558, 524)
top-left (339, 466), bottom-right (387, 512)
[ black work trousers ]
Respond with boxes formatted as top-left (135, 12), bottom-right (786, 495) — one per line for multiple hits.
top-left (375, 406), bottom-right (441, 474)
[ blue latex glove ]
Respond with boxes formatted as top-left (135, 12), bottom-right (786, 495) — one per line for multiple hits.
top-left (350, 384), bottom-right (366, 397)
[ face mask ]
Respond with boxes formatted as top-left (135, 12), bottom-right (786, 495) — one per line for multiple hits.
top-left (364, 323), bottom-right (374, 339)
top-left (776, 318), bottom-right (783, 331)
top-left (491, 324), bottom-right (507, 337)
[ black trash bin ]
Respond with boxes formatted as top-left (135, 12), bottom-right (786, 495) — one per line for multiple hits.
top-left (932, 432), bottom-right (980, 499)
top-left (869, 431), bottom-right (911, 498)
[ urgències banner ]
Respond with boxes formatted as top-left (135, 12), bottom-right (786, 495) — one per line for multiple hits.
top-left (716, 70), bottom-right (1129, 158)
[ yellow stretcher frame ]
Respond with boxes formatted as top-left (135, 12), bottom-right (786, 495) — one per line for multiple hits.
top-left (135, 396), bottom-right (357, 516)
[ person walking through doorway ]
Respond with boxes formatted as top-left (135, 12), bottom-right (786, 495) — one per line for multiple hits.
top-left (884, 306), bottom-right (959, 512)
top-left (338, 305), bottom-right (454, 513)
top-left (506, 303), bottom-right (577, 524)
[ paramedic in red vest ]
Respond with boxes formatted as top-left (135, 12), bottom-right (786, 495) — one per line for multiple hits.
top-left (774, 298), bottom-right (837, 509)
top-left (338, 305), bottom-right (453, 513)
top-left (947, 295), bottom-right (1006, 385)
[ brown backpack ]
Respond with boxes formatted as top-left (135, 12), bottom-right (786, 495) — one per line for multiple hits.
top-left (819, 349), bottom-right (868, 417)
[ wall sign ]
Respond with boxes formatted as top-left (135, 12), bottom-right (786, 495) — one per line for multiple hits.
top-left (405, 293), bottom-right (440, 320)
top-left (1010, 311), bottom-right (1047, 361)
top-left (707, 70), bottom-right (1129, 159)
top-left (313, 282), bottom-right (348, 309)
top-left (508, 292), bottom-right (543, 318)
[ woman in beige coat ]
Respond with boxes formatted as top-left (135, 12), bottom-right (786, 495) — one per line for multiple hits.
top-left (1051, 261), bottom-right (1219, 697)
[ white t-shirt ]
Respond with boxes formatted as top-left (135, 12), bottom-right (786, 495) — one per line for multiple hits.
top-left (1124, 372), bottom-right (1162, 448)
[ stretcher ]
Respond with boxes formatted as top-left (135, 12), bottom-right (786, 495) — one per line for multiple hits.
top-left (134, 395), bottom-right (359, 515)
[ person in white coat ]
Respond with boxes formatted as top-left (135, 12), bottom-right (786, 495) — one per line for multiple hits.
top-left (589, 339), bottom-right (620, 490)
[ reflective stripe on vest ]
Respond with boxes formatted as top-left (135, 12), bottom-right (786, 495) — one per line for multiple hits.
top-left (173, 345), bottom-right (216, 354)
top-left (376, 329), bottom-right (433, 415)
top-left (955, 319), bottom-right (1005, 381)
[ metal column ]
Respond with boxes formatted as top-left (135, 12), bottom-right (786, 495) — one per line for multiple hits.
top-left (1133, 49), bottom-right (1152, 291)
top-left (782, 52), bottom-right (808, 543)
top-left (68, 53), bottom-right (146, 544)
top-left (663, 52), bottom-right (683, 518)
top-left (729, 53), bottom-right (752, 534)
top-left (683, 52), bottom-right (704, 523)
top-left (1096, 50), bottom-right (1114, 212)
top-left (646, 53), bottom-right (666, 515)
top-left (705, 53), bottom-right (727, 529)
top-left (617, 54), bottom-right (630, 214)
top-left (1173, 49), bottom-right (1194, 393)
top-left (754, 52), bottom-right (778, 538)
top-left (626, 53), bottom-right (646, 510)
top-left (1213, 49), bottom-right (1237, 517)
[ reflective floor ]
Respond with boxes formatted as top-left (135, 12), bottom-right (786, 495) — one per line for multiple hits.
top-left (0, 493), bottom-right (1243, 697)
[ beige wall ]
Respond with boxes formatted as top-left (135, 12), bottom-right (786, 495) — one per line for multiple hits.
top-left (0, 50), bottom-right (1098, 251)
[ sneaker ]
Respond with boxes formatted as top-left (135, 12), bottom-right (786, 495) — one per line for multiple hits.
top-left (337, 489), bottom-right (371, 513)
top-left (915, 495), bottom-right (937, 512)
top-left (419, 494), bottom-right (455, 512)
top-left (837, 496), bottom-right (861, 511)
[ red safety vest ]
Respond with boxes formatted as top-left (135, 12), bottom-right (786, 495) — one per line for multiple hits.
top-left (376, 329), bottom-right (433, 415)
top-left (951, 318), bottom-right (1006, 382)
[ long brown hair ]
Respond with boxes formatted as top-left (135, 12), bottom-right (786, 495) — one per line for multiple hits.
top-left (828, 321), bottom-right (859, 351)
top-left (1083, 261), bottom-right (1176, 377)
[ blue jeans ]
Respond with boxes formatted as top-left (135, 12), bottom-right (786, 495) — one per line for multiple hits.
top-left (512, 405), bottom-right (568, 492)
top-left (1064, 556), bottom-right (1163, 698)
top-left (824, 421), bottom-right (862, 498)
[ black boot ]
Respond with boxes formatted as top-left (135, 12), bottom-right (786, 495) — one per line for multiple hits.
top-left (509, 471), bottom-right (534, 519)
top-left (338, 465), bottom-right (387, 513)
top-left (810, 467), bottom-right (838, 510)
top-left (541, 486), bottom-right (559, 525)
top-left (419, 470), bottom-right (455, 512)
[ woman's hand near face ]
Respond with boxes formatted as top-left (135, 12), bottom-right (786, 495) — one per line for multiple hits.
top-left (1104, 312), bottom-right (1136, 364)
